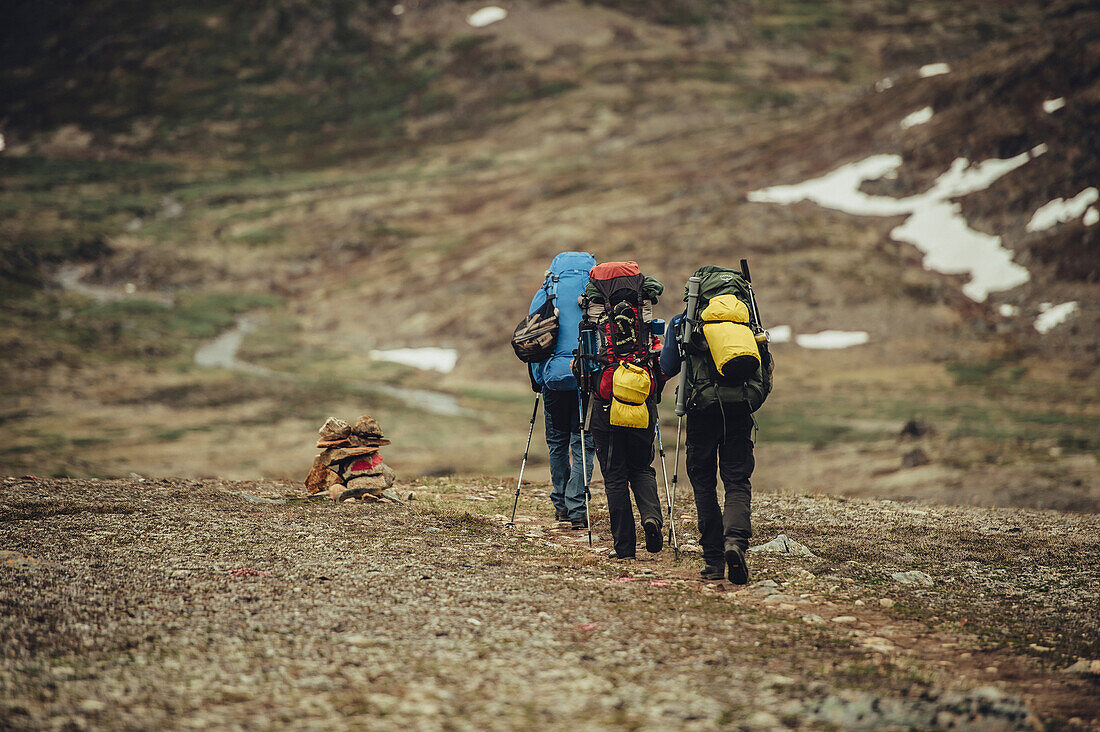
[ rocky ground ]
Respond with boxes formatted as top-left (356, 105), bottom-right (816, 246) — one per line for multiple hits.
top-left (2, 476), bottom-right (1098, 730)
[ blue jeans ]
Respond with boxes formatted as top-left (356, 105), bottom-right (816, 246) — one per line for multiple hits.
top-left (544, 388), bottom-right (595, 520)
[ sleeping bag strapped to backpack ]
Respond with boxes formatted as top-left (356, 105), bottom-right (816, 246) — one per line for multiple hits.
top-left (682, 265), bottom-right (771, 415)
top-left (524, 252), bottom-right (596, 391)
top-left (699, 295), bottom-right (760, 382)
top-left (581, 261), bottom-right (664, 429)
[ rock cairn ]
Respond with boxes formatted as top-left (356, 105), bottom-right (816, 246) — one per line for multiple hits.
top-left (305, 415), bottom-right (397, 501)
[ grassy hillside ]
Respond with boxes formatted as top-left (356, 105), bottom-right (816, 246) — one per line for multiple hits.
top-left (0, 0), bottom-right (1095, 510)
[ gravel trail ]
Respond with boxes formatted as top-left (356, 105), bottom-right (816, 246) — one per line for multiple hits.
top-left (1, 477), bottom-right (1097, 730)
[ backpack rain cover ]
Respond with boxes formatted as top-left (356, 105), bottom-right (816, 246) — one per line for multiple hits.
top-left (530, 251), bottom-right (596, 391)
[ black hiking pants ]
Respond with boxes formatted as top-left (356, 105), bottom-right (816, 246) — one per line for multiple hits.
top-left (686, 406), bottom-right (755, 565)
top-left (590, 399), bottom-right (662, 558)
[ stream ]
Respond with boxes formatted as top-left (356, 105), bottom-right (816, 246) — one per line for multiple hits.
top-left (195, 318), bottom-right (471, 417)
top-left (55, 266), bottom-right (471, 417)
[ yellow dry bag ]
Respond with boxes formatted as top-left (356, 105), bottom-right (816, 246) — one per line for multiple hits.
top-left (610, 362), bottom-right (651, 429)
top-left (700, 295), bottom-right (760, 381)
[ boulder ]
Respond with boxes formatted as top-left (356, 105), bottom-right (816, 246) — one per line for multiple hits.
top-left (352, 415), bottom-right (384, 438)
top-left (306, 465), bottom-right (343, 495)
top-left (748, 534), bottom-right (818, 559)
top-left (891, 570), bottom-right (934, 586)
top-left (318, 417), bottom-right (351, 441)
top-left (1063, 658), bottom-right (1100, 675)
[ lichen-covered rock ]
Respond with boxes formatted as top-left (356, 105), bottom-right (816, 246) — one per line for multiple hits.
top-left (748, 533), bottom-right (818, 559)
top-left (318, 417), bottom-right (351, 441)
top-left (352, 415), bottom-right (384, 438)
top-left (891, 570), bottom-right (934, 586)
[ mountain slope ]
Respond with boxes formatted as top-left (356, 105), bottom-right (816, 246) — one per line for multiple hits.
top-left (0, 0), bottom-right (1095, 510)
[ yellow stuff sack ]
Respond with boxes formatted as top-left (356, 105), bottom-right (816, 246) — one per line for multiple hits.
top-left (610, 362), bottom-right (651, 429)
top-left (700, 294), bottom-right (760, 381)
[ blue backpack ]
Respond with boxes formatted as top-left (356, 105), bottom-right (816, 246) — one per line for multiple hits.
top-left (529, 252), bottom-right (596, 391)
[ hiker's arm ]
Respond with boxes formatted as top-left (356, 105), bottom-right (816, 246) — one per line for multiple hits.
top-left (528, 364), bottom-right (542, 393)
top-left (659, 313), bottom-right (684, 379)
top-left (744, 365), bottom-right (768, 413)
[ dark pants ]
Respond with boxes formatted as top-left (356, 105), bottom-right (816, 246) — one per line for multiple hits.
top-left (590, 399), bottom-right (662, 558)
top-left (686, 407), bottom-right (754, 565)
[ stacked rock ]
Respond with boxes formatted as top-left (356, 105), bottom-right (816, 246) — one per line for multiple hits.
top-left (305, 415), bottom-right (397, 501)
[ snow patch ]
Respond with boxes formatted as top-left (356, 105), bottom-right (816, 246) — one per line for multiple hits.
top-left (1042, 97), bottom-right (1066, 114)
top-left (1026, 188), bottom-right (1099, 232)
top-left (392, 4), bottom-right (404, 15)
top-left (998, 304), bottom-right (1019, 318)
top-left (768, 325), bottom-right (792, 344)
top-left (874, 77), bottom-right (895, 92)
top-left (748, 148), bottom-right (1043, 302)
top-left (467, 6), bottom-right (507, 27)
top-left (371, 347), bottom-right (458, 373)
top-left (747, 154), bottom-right (909, 215)
top-left (195, 316), bottom-right (269, 374)
top-left (795, 331), bottom-right (869, 349)
top-left (900, 106), bottom-right (933, 129)
top-left (1085, 207), bottom-right (1099, 227)
top-left (1034, 302), bottom-right (1078, 334)
top-left (918, 63), bottom-right (950, 78)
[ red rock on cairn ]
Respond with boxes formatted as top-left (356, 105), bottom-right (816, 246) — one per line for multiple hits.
top-left (304, 415), bottom-right (397, 501)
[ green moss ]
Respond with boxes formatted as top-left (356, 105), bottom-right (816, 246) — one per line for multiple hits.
top-left (946, 359), bottom-right (1025, 385)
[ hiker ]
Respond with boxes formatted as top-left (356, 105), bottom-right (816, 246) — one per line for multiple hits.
top-left (576, 261), bottom-right (666, 559)
top-left (520, 252), bottom-right (597, 529)
top-left (661, 265), bottom-right (773, 584)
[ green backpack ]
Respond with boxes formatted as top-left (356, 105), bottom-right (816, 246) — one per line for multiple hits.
top-left (682, 265), bottom-right (772, 416)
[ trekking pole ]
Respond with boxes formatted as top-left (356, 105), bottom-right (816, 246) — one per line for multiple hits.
top-left (672, 415), bottom-right (683, 542)
top-left (576, 325), bottom-right (601, 546)
top-left (740, 258), bottom-right (767, 342)
top-left (670, 276), bottom-right (702, 548)
top-left (655, 415), bottom-right (678, 560)
top-left (507, 393), bottom-right (541, 527)
top-left (578, 389), bottom-right (592, 546)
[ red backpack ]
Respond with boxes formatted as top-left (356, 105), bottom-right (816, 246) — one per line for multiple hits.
top-left (582, 262), bottom-right (660, 402)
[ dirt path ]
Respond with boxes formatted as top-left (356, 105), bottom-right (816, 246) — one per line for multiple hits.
top-left (1, 477), bottom-right (1097, 730)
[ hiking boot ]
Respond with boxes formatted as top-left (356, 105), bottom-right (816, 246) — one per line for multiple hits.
top-left (725, 545), bottom-right (750, 585)
top-left (555, 509), bottom-right (569, 522)
top-left (699, 563), bottom-right (725, 580)
top-left (571, 516), bottom-right (589, 530)
top-left (643, 518), bottom-right (663, 553)
top-left (608, 550), bottom-right (635, 560)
